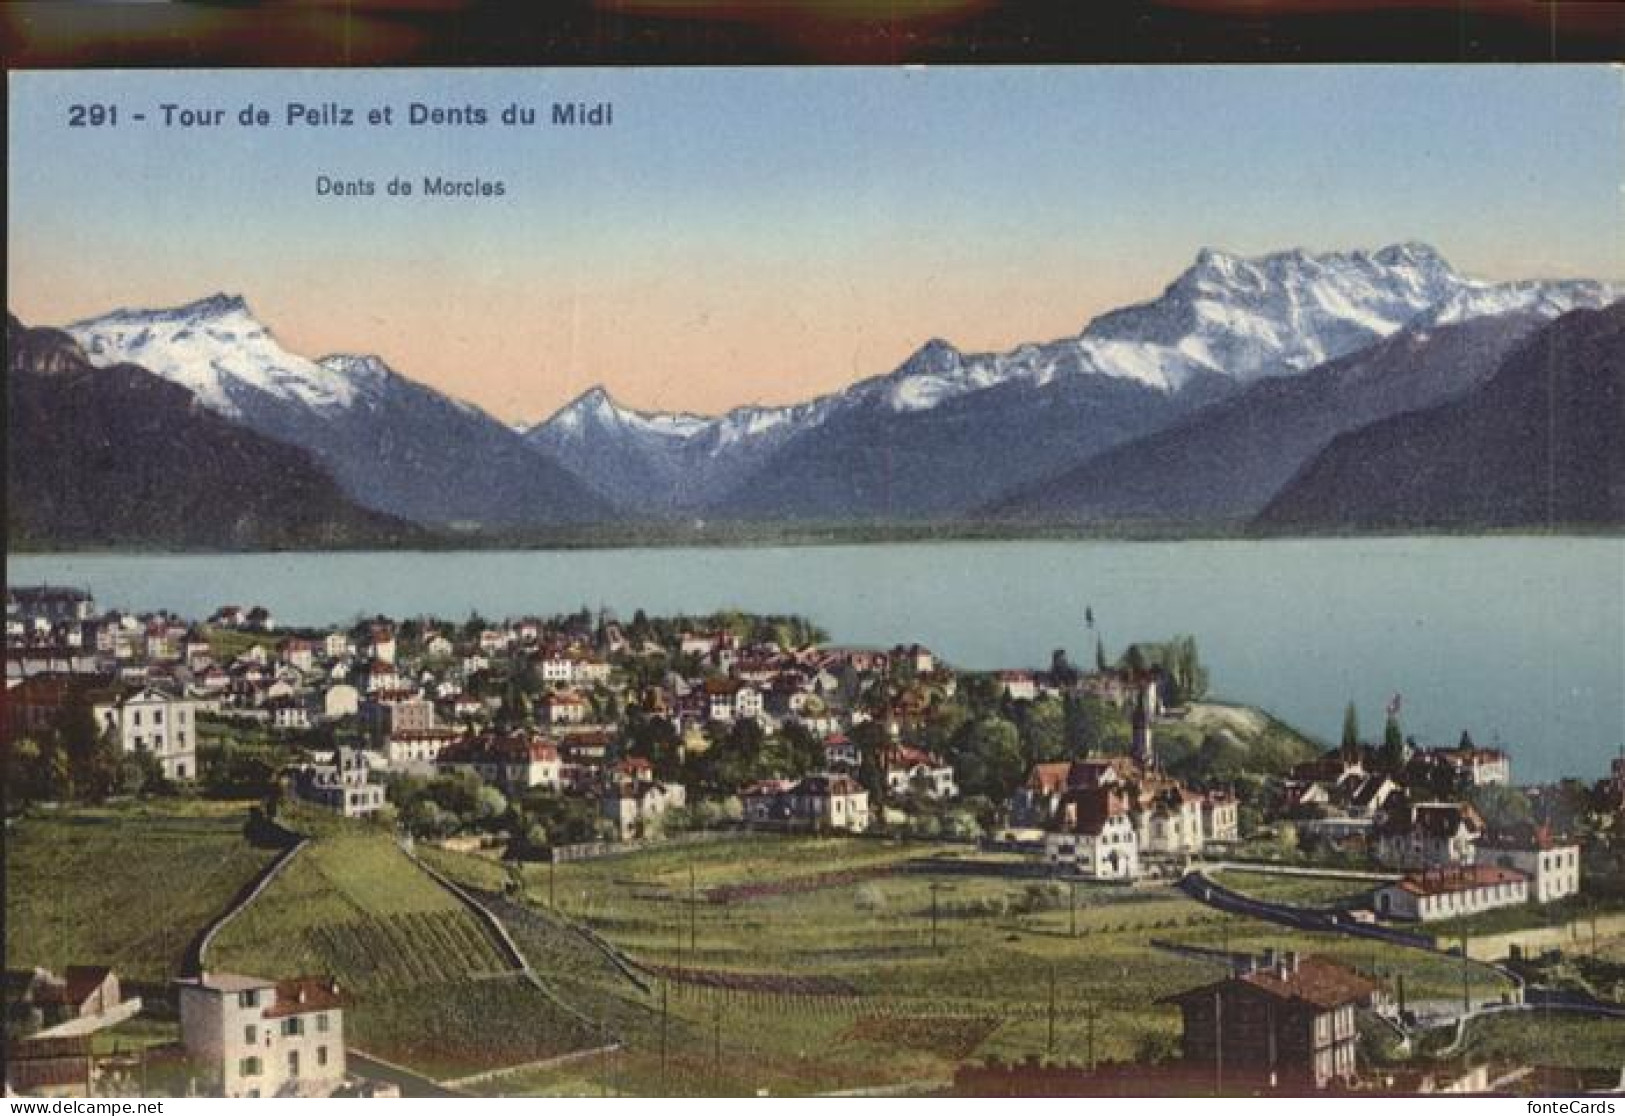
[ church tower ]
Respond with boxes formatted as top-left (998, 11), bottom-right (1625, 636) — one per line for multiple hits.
top-left (1131, 684), bottom-right (1156, 770)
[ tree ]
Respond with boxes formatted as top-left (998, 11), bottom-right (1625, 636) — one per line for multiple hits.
top-left (1379, 712), bottom-right (1406, 772)
top-left (1341, 702), bottom-right (1361, 751)
top-left (1122, 644), bottom-right (1148, 675)
top-left (779, 721), bottom-right (824, 777)
top-left (1095, 638), bottom-right (1108, 673)
top-left (851, 720), bottom-right (891, 805)
top-left (953, 716), bottom-right (1024, 802)
top-left (1019, 697), bottom-right (1068, 765)
top-left (1467, 784), bottom-right (1534, 837)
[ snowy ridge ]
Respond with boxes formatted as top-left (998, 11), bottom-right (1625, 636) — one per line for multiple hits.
top-left (524, 242), bottom-right (1617, 462)
top-left (68, 295), bottom-right (363, 417)
top-left (1419, 278), bottom-right (1622, 327)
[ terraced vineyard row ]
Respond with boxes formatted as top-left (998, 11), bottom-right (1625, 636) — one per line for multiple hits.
top-left (306, 909), bottom-right (512, 989)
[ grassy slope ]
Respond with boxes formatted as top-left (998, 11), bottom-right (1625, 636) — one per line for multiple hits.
top-left (1213, 869), bottom-right (1377, 908)
top-left (4, 801), bottom-right (281, 982)
top-left (416, 835), bottom-right (1536, 1096)
top-left (208, 830), bottom-right (596, 1080)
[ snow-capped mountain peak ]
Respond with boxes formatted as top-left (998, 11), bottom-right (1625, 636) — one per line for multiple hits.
top-left (69, 296), bottom-right (360, 416)
top-left (318, 353), bottom-right (395, 387)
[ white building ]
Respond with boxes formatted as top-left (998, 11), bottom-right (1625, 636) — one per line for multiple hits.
top-left (92, 686), bottom-right (200, 781)
top-left (602, 781), bottom-right (687, 841)
top-left (175, 972), bottom-right (346, 1098)
top-left (1481, 834), bottom-right (1582, 904)
top-left (883, 746), bottom-right (958, 799)
top-left (1373, 865), bottom-right (1529, 922)
top-left (1045, 788), bottom-right (1140, 880)
top-left (322, 684), bottom-right (360, 721)
top-left (291, 748), bottom-right (387, 818)
top-left (1374, 803), bottom-right (1481, 870)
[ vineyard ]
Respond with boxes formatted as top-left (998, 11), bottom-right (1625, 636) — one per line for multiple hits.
top-left (395, 832), bottom-right (1534, 1095)
top-left (4, 800), bottom-right (282, 982)
top-left (209, 831), bottom-right (604, 1080)
top-left (346, 977), bottom-right (603, 1083)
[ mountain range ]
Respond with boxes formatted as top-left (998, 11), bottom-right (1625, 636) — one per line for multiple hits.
top-left (7, 315), bottom-right (423, 550)
top-left (68, 297), bottom-right (613, 530)
top-left (15, 242), bottom-right (1621, 547)
top-left (1253, 301), bottom-right (1625, 533)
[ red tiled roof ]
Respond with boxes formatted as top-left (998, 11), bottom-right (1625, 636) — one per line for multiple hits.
top-left (1027, 762), bottom-right (1072, 794)
top-left (1163, 956), bottom-right (1377, 1011)
top-left (1395, 865), bottom-right (1527, 896)
top-left (263, 976), bottom-right (343, 1018)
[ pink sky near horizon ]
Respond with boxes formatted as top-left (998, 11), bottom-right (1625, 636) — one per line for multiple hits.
top-left (9, 240), bottom-right (1598, 426)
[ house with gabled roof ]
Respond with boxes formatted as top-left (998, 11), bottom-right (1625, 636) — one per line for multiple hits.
top-left (1160, 952), bottom-right (1376, 1091)
top-left (1045, 786), bottom-right (1139, 879)
top-left (175, 972), bottom-right (346, 1098)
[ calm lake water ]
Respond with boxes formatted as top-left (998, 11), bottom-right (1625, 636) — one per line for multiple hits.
top-left (12, 538), bottom-right (1623, 783)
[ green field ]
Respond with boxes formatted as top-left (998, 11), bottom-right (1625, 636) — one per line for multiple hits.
top-left (1213, 869), bottom-right (1380, 908)
top-left (1450, 1012), bottom-right (1625, 1071)
top-left (407, 834), bottom-right (1530, 1095)
top-left (208, 830), bottom-right (600, 1080)
top-left (4, 801), bottom-right (282, 982)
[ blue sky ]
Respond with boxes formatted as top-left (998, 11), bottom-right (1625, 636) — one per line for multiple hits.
top-left (10, 66), bottom-right (1622, 420)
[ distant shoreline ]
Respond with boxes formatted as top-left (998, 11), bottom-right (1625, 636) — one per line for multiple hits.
top-left (8, 522), bottom-right (1623, 556)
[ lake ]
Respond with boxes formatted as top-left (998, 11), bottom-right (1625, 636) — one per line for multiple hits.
top-left (11, 538), bottom-right (1623, 783)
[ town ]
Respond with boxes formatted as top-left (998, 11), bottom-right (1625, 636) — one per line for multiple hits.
top-left (5, 584), bottom-right (1624, 1098)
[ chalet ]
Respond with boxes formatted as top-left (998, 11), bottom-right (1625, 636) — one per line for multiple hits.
top-left (1373, 865), bottom-right (1529, 922)
top-left (424, 633), bottom-right (454, 658)
top-left (780, 774), bottom-right (870, 833)
top-left (883, 745), bottom-right (957, 799)
top-left (1138, 787), bottom-right (1207, 856)
top-left (367, 625), bottom-right (396, 665)
top-left (602, 780), bottom-right (687, 840)
top-left (323, 631), bottom-right (352, 659)
top-left (1045, 787), bottom-right (1139, 880)
top-left (1161, 952), bottom-right (1375, 1091)
top-left (291, 748), bottom-right (386, 818)
top-left (437, 732), bottom-right (562, 791)
top-left (1374, 802), bottom-right (1481, 870)
top-left (175, 972), bottom-right (346, 1098)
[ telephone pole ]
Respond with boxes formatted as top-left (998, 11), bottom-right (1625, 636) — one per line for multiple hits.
top-left (1069, 878), bottom-right (1078, 938)
top-left (1046, 964), bottom-right (1057, 1059)
top-left (660, 979), bottom-right (670, 1091)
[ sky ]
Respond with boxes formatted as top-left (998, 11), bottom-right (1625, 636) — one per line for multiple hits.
top-left (9, 66), bottom-right (1623, 424)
